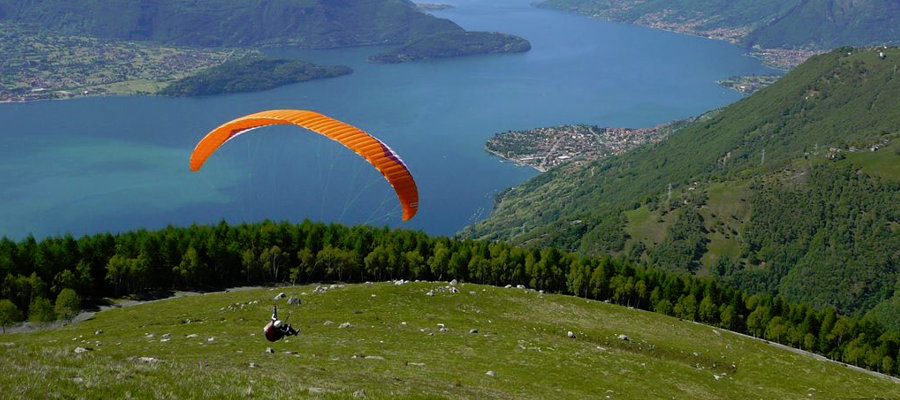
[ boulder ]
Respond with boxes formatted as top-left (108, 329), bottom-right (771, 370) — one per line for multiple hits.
top-left (567, 331), bottom-right (576, 339)
top-left (485, 370), bottom-right (497, 377)
top-left (426, 290), bottom-right (435, 297)
top-left (265, 347), bottom-right (275, 354)
top-left (339, 322), bottom-right (352, 329)
top-left (617, 334), bottom-right (629, 342)
top-left (353, 389), bottom-right (367, 398)
top-left (73, 347), bottom-right (91, 354)
top-left (469, 329), bottom-right (478, 334)
top-left (449, 279), bottom-right (458, 286)
top-left (274, 292), bottom-right (286, 300)
top-left (287, 296), bottom-right (301, 305)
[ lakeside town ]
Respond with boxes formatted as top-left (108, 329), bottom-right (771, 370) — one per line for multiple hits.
top-left (485, 122), bottom-right (682, 172)
top-left (0, 24), bottom-right (246, 102)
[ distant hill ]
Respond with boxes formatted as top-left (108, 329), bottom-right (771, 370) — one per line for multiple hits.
top-left (158, 58), bottom-right (352, 96)
top-left (0, 0), bottom-right (462, 48)
top-left (538, 0), bottom-right (900, 50)
top-left (462, 47), bottom-right (900, 327)
top-left (2, 283), bottom-right (898, 398)
top-left (743, 0), bottom-right (900, 49)
top-left (368, 31), bottom-right (531, 63)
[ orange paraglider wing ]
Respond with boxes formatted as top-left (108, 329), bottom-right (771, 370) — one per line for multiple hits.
top-left (190, 109), bottom-right (418, 221)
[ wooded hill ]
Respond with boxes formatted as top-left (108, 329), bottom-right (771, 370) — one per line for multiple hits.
top-left (539, 0), bottom-right (900, 50)
top-left (158, 58), bottom-right (352, 96)
top-left (0, 0), bottom-right (458, 48)
top-left (462, 47), bottom-right (900, 331)
top-left (2, 220), bottom-right (900, 378)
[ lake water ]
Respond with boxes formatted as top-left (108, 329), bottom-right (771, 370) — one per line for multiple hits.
top-left (0, 0), bottom-right (774, 240)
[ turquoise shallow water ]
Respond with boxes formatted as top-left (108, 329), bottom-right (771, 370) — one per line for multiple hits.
top-left (0, 0), bottom-right (774, 239)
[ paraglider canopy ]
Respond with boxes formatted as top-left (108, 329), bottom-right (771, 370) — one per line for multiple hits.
top-left (190, 109), bottom-right (418, 221)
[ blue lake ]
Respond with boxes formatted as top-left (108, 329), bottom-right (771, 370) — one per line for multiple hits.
top-left (0, 0), bottom-right (775, 239)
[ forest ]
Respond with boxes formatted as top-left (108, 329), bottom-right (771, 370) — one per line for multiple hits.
top-left (1, 220), bottom-right (898, 377)
top-left (158, 58), bottom-right (352, 97)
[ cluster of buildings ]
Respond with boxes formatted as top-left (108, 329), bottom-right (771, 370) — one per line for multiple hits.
top-left (486, 124), bottom-right (667, 172)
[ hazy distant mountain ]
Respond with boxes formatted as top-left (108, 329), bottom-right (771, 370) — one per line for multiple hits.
top-left (743, 0), bottom-right (900, 49)
top-left (0, 0), bottom-right (463, 48)
top-left (463, 47), bottom-right (900, 327)
top-left (539, 0), bottom-right (900, 49)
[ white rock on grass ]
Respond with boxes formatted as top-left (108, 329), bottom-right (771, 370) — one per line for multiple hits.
top-left (73, 347), bottom-right (91, 354)
top-left (324, 320), bottom-right (334, 326)
top-left (450, 279), bottom-right (458, 286)
top-left (426, 290), bottom-right (435, 297)
top-left (353, 389), bottom-right (367, 398)
top-left (274, 292), bottom-right (286, 300)
top-left (567, 331), bottom-right (576, 339)
top-left (469, 329), bottom-right (478, 334)
top-left (287, 296), bottom-right (301, 305)
top-left (485, 370), bottom-right (497, 377)
top-left (617, 334), bottom-right (629, 341)
top-left (339, 322), bottom-right (352, 329)
top-left (186, 334), bottom-right (199, 338)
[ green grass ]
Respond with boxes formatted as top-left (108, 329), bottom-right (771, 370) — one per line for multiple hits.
top-left (845, 137), bottom-right (900, 180)
top-left (624, 207), bottom-right (678, 247)
top-left (2, 282), bottom-right (897, 399)
top-left (699, 181), bottom-right (751, 269)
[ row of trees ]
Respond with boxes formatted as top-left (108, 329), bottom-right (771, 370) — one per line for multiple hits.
top-left (1, 219), bottom-right (898, 376)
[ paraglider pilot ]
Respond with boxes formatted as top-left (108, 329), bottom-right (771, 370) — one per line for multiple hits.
top-left (264, 305), bottom-right (299, 342)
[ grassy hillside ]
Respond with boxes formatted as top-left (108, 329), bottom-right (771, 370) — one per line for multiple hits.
top-left (462, 47), bottom-right (900, 323)
top-left (2, 282), bottom-right (898, 399)
top-left (0, 0), bottom-right (462, 48)
top-left (538, 0), bottom-right (900, 50)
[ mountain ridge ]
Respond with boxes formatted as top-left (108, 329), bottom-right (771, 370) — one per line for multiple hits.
top-left (462, 47), bottom-right (900, 327)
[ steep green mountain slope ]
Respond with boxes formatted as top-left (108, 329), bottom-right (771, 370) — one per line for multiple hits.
top-left (0, 0), bottom-right (461, 48)
top-left (463, 48), bottom-right (900, 324)
top-left (744, 0), bottom-right (900, 49)
top-left (2, 283), bottom-right (898, 399)
top-left (538, 0), bottom-right (900, 50)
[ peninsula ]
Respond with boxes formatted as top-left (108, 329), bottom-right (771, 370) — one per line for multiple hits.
top-left (158, 58), bottom-right (352, 97)
top-left (485, 119), bottom-right (694, 172)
